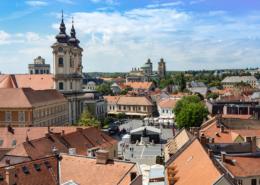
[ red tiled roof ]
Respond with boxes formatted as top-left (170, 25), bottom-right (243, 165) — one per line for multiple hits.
top-left (167, 139), bottom-right (221, 185)
top-left (124, 82), bottom-right (153, 90)
top-left (0, 74), bottom-right (54, 90)
top-left (3, 127), bottom-right (118, 162)
top-left (0, 156), bottom-right (58, 185)
top-left (0, 127), bottom-right (86, 149)
top-left (158, 98), bottom-right (179, 109)
top-left (200, 116), bottom-right (260, 143)
top-left (60, 154), bottom-right (137, 185)
top-left (223, 156), bottom-right (260, 177)
top-left (0, 88), bottom-right (66, 108)
top-left (117, 96), bottom-right (153, 106)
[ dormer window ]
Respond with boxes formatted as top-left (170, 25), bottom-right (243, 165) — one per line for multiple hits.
top-left (58, 57), bottom-right (64, 67)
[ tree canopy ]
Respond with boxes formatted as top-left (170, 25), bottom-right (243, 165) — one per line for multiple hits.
top-left (174, 95), bottom-right (208, 128)
top-left (78, 109), bottom-right (100, 128)
top-left (96, 82), bottom-right (113, 95)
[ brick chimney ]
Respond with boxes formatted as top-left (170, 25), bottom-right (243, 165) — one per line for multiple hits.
top-left (200, 134), bottom-right (207, 146)
top-left (96, 150), bottom-right (109, 164)
top-left (221, 152), bottom-right (226, 162)
top-left (220, 125), bottom-right (225, 133)
top-left (208, 149), bottom-right (214, 158)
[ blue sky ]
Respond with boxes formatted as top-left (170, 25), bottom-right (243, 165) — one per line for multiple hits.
top-left (0, 0), bottom-right (260, 73)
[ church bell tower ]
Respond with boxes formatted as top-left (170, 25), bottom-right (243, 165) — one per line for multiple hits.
top-left (51, 12), bottom-right (84, 124)
top-left (52, 12), bottom-right (83, 93)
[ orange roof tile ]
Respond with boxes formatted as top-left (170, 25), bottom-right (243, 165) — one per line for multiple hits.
top-left (158, 98), bottom-right (179, 109)
top-left (104, 96), bottom-right (120, 104)
top-left (60, 154), bottom-right (137, 185)
top-left (0, 74), bottom-right (54, 90)
top-left (167, 139), bottom-right (221, 185)
top-left (0, 88), bottom-right (66, 108)
top-left (223, 156), bottom-right (260, 177)
top-left (124, 82), bottom-right (153, 90)
top-left (0, 156), bottom-right (58, 185)
top-left (117, 96), bottom-right (153, 106)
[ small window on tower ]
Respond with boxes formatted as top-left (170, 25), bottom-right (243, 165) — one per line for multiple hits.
top-left (59, 82), bottom-right (64, 90)
top-left (70, 82), bottom-right (73, 90)
top-left (70, 57), bottom-right (74, 68)
top-left (58, 57), bottom-right (64, 67)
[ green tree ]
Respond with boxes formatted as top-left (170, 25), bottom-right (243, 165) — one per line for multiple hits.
top-left (207, 93), bottom-right (219, 100)
top-left (174, 95), bottom-right (201, 116)
top-left (78, 109), bottom-right (100, 128)
top-left (120, 86), bottom-right (133, 95)
top-left (116, 112), bottom-right (126, 119)
top-left (174, 95), bottom-right (208, 128)
top-left (175, 73), bottom-right (186, 92)
top-left (96, 83), bottom-right (113, 95)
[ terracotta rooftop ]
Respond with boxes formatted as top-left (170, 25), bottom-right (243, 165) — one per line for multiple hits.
top-left (200, 115), bottom-right (260, 143)
top-left (117, 96), bottom-right (153, 106)
top-left (0, 156), bottom-right (58, 185)
top-left (60, 154), bottom-right (138, 185)
top-left (124, 82), bottom-right (153, 90)
top-left (104, 96), bottom-right (120, 104)
top-left (158, 98), bottom-right (179, 109)
top-left (2, 127), bottom-right (118, 165)
top-left (0, 127), bottom-right (86, 149)
top-left (167, 139), bottom-right (222, 185)
top-left (0, 88), bottom-right (66, 108)
top-left (0, 74), bottom-right (54, 90)
top-left (164, 129), bottom-right (193, 161)
top-left (223, 155), bottom-right (260, 177)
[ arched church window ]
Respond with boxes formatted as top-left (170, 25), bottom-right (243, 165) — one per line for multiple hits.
top-left (59, 82), bottom-right (64, 90)
top-left (58, 47), bottom-right (63, 53)
top-left (58, 57), bottom-right (64, 67)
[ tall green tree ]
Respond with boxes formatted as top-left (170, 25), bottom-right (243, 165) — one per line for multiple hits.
top-left (175, 73), bottom-right (186, 92)
top-left (174, 95), bottom-right (208, 128)
top-left (174, 95), bottom-right (201, 116)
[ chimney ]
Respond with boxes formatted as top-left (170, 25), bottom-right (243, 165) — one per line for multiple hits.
top-left (96, 150), bottom-right (109, 164)
top-left (130, 172), bottom-right (137, 181)
top-left (5, 166), bottom-right (15, 185)
top-left (61, 130), bottom-right (65, 136)
top-left (5, 159), bottom-right (10, 165)
top-left (251, 136), bottom-right (257, 153)
top-left (208, 149), bottom-right (214, 158)
top-left (221, 152), bottom-right (226, 162)
top-left (200, 134), bottom-right (207, 146)
top-left (220, 125), bottom-right (225, 133)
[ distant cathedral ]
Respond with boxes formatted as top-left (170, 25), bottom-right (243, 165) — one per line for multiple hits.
top-left (52, 12), bottom-right (85, 123)
top-left (126, 58), bottom-right (167, 82)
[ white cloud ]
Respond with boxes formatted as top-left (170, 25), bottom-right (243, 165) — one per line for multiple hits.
top-left (25, 1), bottom-right (48, 7)
top-left (0, 31), bottom-right (11, 44)
top-left (146, 1), bottom-right (184, 8)
top-left (1, 7), bottom-right (260, 73)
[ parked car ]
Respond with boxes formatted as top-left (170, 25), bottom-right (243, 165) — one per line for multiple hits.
top-left (108, 125), bottom-right (119, 135)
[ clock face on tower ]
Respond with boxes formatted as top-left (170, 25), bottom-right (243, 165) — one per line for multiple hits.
top-left (58, 47), bottom-right (64, 53)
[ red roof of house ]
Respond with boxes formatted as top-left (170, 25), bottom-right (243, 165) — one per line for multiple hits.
top-left (60, 154), bottom-right (138, 185)
top-left (0, 74), bottom-right (54, 90)
top-left (167, 139), bottom-right (221, 185)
